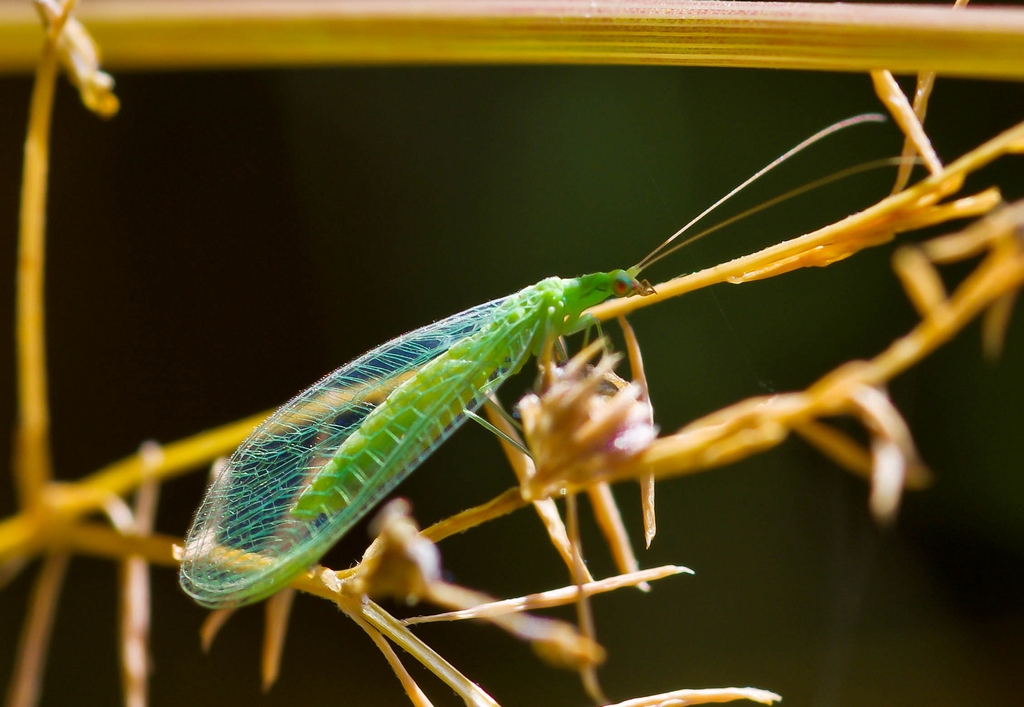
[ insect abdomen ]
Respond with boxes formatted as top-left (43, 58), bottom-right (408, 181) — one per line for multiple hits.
top-left (291, 293), bottom-right (553, 521)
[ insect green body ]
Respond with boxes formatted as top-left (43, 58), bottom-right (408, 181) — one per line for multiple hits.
top-left (180, 270), bottom-right (644, 608)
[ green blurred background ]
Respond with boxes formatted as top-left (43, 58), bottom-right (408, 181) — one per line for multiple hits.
top-left (0, 61), bottom-right (1023, 706)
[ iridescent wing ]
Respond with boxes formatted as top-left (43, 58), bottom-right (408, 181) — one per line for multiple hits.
top-left (180, 293), bottom-right (540, 608)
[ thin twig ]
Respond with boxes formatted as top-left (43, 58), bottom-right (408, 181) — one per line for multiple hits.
top-left (346, 609), bottom-right (436, 707)
top-left (405, 565), bottom-right (689, 624)
top-left (12, 0), bottom-right (76, 512)
top-left (554, 202), bottom-right (1024, 496)
top-left (261, 588), bottom-right (296, 692)
top-left (5, 554), bottom-right (70, 707)
top-left (340, 597), bottom-right (501, 707)
top-left (603, 686), bottom-right (782, 707)
top-left (892, 0), bottom-right (970, 193)
top-left (871, 69), bottom-right (943, 175)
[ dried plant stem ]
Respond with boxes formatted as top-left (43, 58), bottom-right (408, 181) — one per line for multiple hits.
top-left (587, 482), bottom-right (643, 584)
top-left (0, 412), bottom-right (266, 564)
top-left (404, 565), bottom-right (689, 624)
top-left (982, 289), bottom-right (1017, 359)
top-left (333, 487), bottom-right (527, 590)
top-left (260, 588), bottom-right (296, 692)
top-left (871, 70), bottom-right (942, 175)
top-left (420, 487), bottom-right (526, 544)
top-left (591, 118), bottom-right (1024, 323)
top-left (347, 610), bottom-right (436, 707)
top-left (12, 1), bottom-right (74, 512)
top-left (565, 492), bottom-right (606, 703)
top-left (56, 524), bottom-right (179, 567)
top-left (890, 71), bottom-right (937, 194)
top-left (7, 12), bottom-right (82, 702)
top-left (418, 580), bottom-right (604, 669)
top-left (49, 411), bottom-right (270, 516)
top-left (890, 0), bottom-right (971, 193)
top-left (339, 596), bottom-right (500, 707)
top-left (619, 316), bottom-right (657, 548)
top-left (874, 233), bottom-right (1024, 376)
top-left (1, 1), bottom-right (1024, 77)
top-left (483, 405), bottom-right (596, 581)
top-left (792, 420), bottom-right (875, 481)
top-left (580, 204), bottom-right (1024, 494)
top-left (199, 609), bottom-right (234, 654)
top-left (117, 478), bottom-right (159, 707)
top-left (605, 686), bottom-right (782, 707)
top-left (4, 554), bottom-right (69, 707)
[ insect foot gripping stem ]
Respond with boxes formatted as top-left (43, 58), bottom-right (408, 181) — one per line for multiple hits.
top-left (518, 338), bottom-right (657, 501)
top-left (626, 267), bottom-right (656, 296)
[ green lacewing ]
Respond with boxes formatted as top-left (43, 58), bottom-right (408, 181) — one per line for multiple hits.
top-left (180, 271), bottom-right (648, 608)
top-left (179, 113), bottom-right (885, 608)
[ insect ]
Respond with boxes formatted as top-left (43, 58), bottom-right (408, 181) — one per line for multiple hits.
top-left (179, 113), bottom-right (885, 609)
top-left (179, 270), bottom-right (651, 608)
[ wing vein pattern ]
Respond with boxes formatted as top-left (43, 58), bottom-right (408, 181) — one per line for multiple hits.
top-left (180, 288), bottom-right (552, 607)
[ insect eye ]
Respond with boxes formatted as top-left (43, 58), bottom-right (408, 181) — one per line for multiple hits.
top-left (612, 274), bottom-right (632, 297)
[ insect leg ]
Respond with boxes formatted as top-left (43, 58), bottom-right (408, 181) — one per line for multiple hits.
top-left (481, 397), bottom-right (523, 433)
top-left (465, 408), bottom-right (532, 457)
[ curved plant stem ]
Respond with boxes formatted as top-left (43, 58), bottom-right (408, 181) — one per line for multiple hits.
top-left (12, 0), bottom-right (74, 512)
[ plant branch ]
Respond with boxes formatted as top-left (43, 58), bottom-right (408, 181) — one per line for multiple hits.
top-left (1, 1), bottom-right (1024, 78)
top-left (550, 201), bottom-right (1024, 497)
top-left (12, 0), bottom-right (74, 512)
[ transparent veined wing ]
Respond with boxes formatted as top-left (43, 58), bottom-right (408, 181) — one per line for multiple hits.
top-left (180, 291), bottom-right (544, 608)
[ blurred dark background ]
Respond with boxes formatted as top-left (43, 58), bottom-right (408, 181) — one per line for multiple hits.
top-left (0, 60), bottom-right (1023, 706)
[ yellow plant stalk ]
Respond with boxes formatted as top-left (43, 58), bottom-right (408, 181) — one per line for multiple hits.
top-left (559, 200), bottom-right (1024, 499)
top-left (0, 0), bottom-right (1021, 77)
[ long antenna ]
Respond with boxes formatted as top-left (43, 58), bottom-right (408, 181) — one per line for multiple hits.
top-left (633, 112), bottom-right (887, 273)
top-left (639, 155), bottom-right (919, 271)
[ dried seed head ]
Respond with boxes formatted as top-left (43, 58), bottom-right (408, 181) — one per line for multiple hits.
top-left (531, 622), bottom-right (607, 670)
top-left (849, 385), bottom-right (929, 526)
top-left (354, 499), bottom-right (441, 603)
top-left (520, 339), bottom-right (657, 500)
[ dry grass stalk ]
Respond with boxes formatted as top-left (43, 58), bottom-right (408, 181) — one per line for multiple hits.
top-left (1, 0), bottom-right (1024, 78)
top-left (588, 482), bottom-right (647, 587)
top-left (482, 402), bottom-right (596, 582)
top-left (404, 565), bottom-right (691, 625)
top-left (357, 500), bottom-right (607, 671)
top-left (275, 499), bottom-right (700, 705)
top-left (890, 0), bottom-right (971, 193)
top-left (198, 607), bottom-right (234, 655)
top-left (260, 588), bottom-right (296, 692)
top-left (547, 200), bottom-right (1024, 503)
top-left (871, 69), bottom-right (943, 177)
top-left (604, 687), bottom-right (783, 707)
top-left (34, 0), bottom-right (118, 116)
top-left (6, 4), bottom-right (98, 706)
top-left (347, 608), bottom-right (440, 707)
top-left (113, 443), bottom-right (161, 707)
top-left (619, 316), bottom-right (658, 548)
top-left (12, 0), bottom-right (69, 517)
top-left (4, 554), bottom-right (68, 707)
